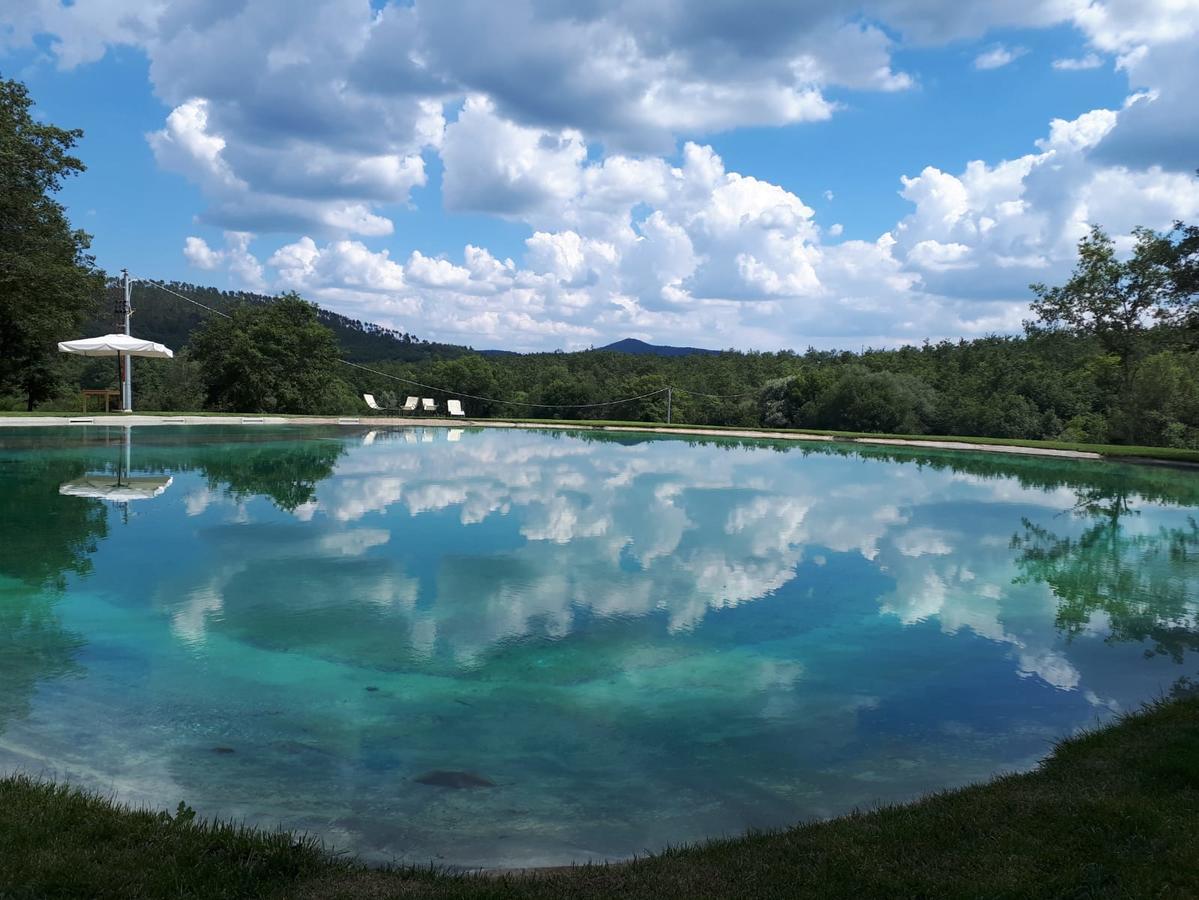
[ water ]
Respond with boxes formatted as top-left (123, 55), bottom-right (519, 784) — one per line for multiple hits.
top-left (1, 424), bottom-right (1197, 867)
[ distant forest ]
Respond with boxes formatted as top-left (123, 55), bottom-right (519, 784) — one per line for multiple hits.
top-left (55, 240), bottom-right (1199, 450)
top-left (84, 281), bottom-right (472, 364)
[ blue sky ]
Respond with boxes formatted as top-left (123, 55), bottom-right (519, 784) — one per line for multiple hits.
top-left (2, 1), bottom-right (1197, 351)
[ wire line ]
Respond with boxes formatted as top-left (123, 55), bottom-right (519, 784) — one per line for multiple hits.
top-left (132, 277), bottom-right (234, 319)
top-left (670, 386), bottom-right (757, 400)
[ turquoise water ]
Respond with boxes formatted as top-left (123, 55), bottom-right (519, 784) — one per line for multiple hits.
top-left (1, 424), bottom-right (1197, 867)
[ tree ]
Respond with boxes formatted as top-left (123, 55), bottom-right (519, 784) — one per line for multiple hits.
top-left (429, 355), bottom-right (501, 416)
top-left (0, 76), bottom-right (105, 409)
top-left (810, 366), bottom-right (940, 434)
top-left (615, 373), bottom-right (669, 421)
top-left (1159, 220), bottom-right (1199, 332)
top-left (188, 293), bottom-right (354, 414)
top-left (130, 351), bottom-right (206, 412)
top-left (1028, 225), bottom-right (1173, 381)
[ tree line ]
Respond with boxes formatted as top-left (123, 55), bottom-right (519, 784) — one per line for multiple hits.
top-left (2, 73), bottom-right (1197, 448)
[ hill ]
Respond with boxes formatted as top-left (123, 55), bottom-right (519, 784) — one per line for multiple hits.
top-left (82, 284), bottom-right (724, 363)
top-left (84, 281), bottom-right (471, 364)
top-left (597, 337), bottom-right (721, 357)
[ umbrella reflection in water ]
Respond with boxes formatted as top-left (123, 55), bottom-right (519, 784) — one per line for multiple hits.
top-left (59, 427), bottom-right (172, 519)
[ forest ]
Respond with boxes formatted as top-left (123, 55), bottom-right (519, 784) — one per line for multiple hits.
top-left (37, 268), bottom-right (1199, 450)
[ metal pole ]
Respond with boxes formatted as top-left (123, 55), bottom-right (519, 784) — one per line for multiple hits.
top-left (122, 270), bottom-right (133, 412)
top-left (666, 386), bottom-right (672, 425)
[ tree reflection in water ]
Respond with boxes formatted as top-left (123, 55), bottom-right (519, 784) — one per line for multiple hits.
top-left (0, 456), bottom-right (103, 731)
top-left (196, 440), bottom-right (344, 512)
top-left (1012, 483), bottom-right (1199, 663)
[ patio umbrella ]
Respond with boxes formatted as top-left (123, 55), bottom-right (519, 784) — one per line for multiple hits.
top-left (57, 333), bottom-right (174, 413)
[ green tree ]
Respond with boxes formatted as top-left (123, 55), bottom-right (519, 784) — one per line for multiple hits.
top-left (0, 76), bottom-right (104, 409)
top-left (810, 366), bottom-right (940, 434)
top-left (189, 293), bottom-right (354, 414)
top-left (616, 373), bottom-right (669, 421)
top-left (1028, 225), bottom-right (1173, 381)
top-left (1116, 351), bottom-right (1199, 447)
top-left (130, 351), bottom-right (206, 412)
top-left (1159, 220), bottom-right (1199, 332)
top-left (429, 355), bottom-right (501, 416)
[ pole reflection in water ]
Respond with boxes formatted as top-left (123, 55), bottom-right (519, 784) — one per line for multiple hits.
top-left (59, 426), bottom-right (173, 506)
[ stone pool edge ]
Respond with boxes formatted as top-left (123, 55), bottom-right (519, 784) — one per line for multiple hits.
top-left (0, 414), bottom-right (1120, 463)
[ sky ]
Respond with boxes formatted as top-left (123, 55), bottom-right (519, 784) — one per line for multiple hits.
top-left (2, 1), bottom-right (1198, 352)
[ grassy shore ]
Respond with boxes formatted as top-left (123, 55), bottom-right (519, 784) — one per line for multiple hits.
top-left (3, 695), bottom-right (1197, 899)
top-left (4, 408), bottom-right (1199, 464)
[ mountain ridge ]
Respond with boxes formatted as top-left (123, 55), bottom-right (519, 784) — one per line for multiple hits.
top-left (595, 337), bottom-right (721, 357)
top-left (86, 281), bottom-right (724, 362)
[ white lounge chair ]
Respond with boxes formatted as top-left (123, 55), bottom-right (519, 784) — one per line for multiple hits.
top-left (401, 396), bottom-right (419, 414)
top-left (447, 399), bottom-right (466, 418)
top-left (421, 398), bottom-right (437, 414)
top-left (363, 393), bottom-right (387, 412)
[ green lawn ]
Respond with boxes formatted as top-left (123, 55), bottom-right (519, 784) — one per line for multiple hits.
top-left (5, 408), bottom-right (1199, 464)
top-left (3, 695), bottom-right (1198, 899)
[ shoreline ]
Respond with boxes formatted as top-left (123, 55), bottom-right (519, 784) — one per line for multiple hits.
top-left (4, 696), bottom-right (1197, 897)
top-left (0, 413), bottom-right (1114, 462)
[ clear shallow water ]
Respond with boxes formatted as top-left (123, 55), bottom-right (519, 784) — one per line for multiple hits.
top-left (1, 424), bottom-right (1197, 867)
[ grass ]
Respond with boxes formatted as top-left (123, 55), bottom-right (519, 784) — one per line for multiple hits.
top-left (3, 695), bottom-right (1198, 899)
top-left (4, 407), bottom-right (1199, 464)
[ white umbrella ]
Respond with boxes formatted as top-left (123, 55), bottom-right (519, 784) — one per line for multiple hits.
top-left (58, 333), bottom-right (174, 413)
top-left (57, 334), bottom-right (174, 358)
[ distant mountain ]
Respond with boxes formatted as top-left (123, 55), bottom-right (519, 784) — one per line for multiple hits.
top-left (85, 281), bottom-right (471, 364)
top-left (596, 337), bottom-right (721, 357)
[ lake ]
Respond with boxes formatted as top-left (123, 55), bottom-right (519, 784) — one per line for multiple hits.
top-left (1, 424), bottom-right (1196, 867)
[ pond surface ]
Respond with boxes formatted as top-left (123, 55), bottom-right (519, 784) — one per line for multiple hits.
top-left (1, 424), bottom-right (1197, 867)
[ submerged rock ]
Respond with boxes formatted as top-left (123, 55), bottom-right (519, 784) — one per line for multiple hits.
top-left (414, 770), bottom-right (496, 789)
top-left (211, 746), bottom-right (236, 755)
top-left (365, 686), bottom-right (379, 692)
